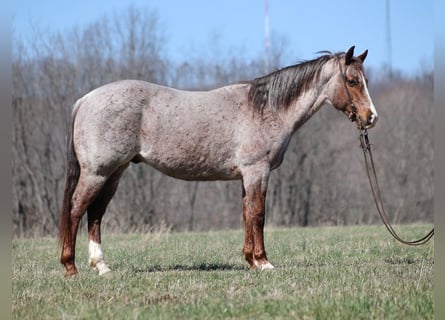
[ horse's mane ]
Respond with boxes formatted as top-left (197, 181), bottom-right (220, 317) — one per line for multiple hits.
top-left (248, 51), bottom-right (343, 113)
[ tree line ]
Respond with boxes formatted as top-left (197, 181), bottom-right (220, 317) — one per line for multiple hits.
top-left (12, 6), bottom-right (433, 237)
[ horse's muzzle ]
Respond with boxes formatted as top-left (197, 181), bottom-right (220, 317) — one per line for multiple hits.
top-left (364, 112), bottom-right (378, 129)
top-left (347, 110), bottom-right (378, 130)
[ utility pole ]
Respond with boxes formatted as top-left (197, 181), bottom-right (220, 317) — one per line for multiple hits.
top-left (386, 0), bottom-right (393, 78)
top-left (264, 0), bottom-right (271, 73)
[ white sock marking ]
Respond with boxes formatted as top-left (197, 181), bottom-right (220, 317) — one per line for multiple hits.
top-left (88, 240), bottom-right (111, 275)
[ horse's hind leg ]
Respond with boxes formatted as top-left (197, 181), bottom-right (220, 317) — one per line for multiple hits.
top-left (61, 172), bottom-right (108, 276)
top-left (87, 164), bottom-right (128, 275)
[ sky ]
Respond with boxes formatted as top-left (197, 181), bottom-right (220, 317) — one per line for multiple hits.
top-left (11, 0), bottom-right (433, 75)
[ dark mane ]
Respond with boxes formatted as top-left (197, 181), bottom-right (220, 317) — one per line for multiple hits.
top-left (248, 52), bottom-right (342, 112)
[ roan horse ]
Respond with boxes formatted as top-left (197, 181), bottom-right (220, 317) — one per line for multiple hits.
top-left (59, 46), bottom-right (378, 276)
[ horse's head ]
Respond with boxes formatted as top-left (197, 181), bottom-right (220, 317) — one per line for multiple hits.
top-left (328, 46), bottom-right (378, 129)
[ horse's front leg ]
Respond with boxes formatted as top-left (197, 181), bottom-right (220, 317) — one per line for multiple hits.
top-left (241, 164), bottom-right (275, 270)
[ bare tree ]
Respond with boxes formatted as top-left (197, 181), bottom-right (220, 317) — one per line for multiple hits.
top-left (12, 5), bottom-right (168, 237)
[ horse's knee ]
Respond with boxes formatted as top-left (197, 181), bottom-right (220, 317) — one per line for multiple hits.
top-left (251, 212), bottom-right (265, 228)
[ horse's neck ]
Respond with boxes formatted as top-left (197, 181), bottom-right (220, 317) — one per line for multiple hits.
top-left (283, 66), bottom-right (334, 133)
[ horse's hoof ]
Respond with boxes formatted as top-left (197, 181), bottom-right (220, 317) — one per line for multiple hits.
top-left (98, 267), bottom-right (111, 276)
top-left (64, 268), bottom-right (78, 277)
top-left (94, 260), bottom-right (111, 276)
top-left (260, 262), bottom-right (275, 270)
top-left (254, 260), bottom-right (275, 270)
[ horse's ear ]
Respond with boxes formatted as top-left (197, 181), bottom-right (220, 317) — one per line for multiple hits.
top-left (357, 49), bottom-right (368, 63)
top-left (345, 46), bottom-right (355, 65)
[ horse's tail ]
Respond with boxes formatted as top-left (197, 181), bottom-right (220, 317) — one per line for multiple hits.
top-left (59, 100), bottom-right (82, 246)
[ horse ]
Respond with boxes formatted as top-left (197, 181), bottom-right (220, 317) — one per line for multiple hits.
top-left (59, 46), bottom-right (378, 276)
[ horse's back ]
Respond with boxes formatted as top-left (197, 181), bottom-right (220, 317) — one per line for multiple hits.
top-left (136, 82), bottom-right (251, 180)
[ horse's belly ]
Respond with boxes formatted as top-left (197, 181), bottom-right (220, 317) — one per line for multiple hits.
top-left (138, 149), bottom-right (241, 181)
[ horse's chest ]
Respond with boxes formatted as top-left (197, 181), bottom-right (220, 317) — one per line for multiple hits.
top-left (269, 135), bottom-right (292, 169)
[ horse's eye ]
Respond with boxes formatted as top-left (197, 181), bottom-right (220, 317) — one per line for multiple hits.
top-left (347, 79), bottom-right (358, 87)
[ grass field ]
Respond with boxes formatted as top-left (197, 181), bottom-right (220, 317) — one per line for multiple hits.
top-left (12, 225), bottom-right (433, 319)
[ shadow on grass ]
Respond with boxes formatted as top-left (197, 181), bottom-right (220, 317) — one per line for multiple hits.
top-left (133, 262), bottom-right (247, 273)
top-left (384, 256), bottom-right (417, 265)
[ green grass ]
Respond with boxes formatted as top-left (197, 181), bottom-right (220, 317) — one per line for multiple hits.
top-left (12, 225), bottom-right (434, 319)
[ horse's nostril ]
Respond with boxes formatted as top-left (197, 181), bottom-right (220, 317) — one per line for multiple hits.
top-left (368, 113), bottom-right (378, 126)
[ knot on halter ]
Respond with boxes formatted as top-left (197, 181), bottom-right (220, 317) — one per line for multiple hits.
top-left (359, 129), bottom-right (371, 151)
top-left (348, 103), bottom-right (357, 122)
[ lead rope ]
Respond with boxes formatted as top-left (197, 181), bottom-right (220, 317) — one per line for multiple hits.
top-left (338, 55), bottom-right (433, 245)
top-left (359, 129), bottom-right (434, 245)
